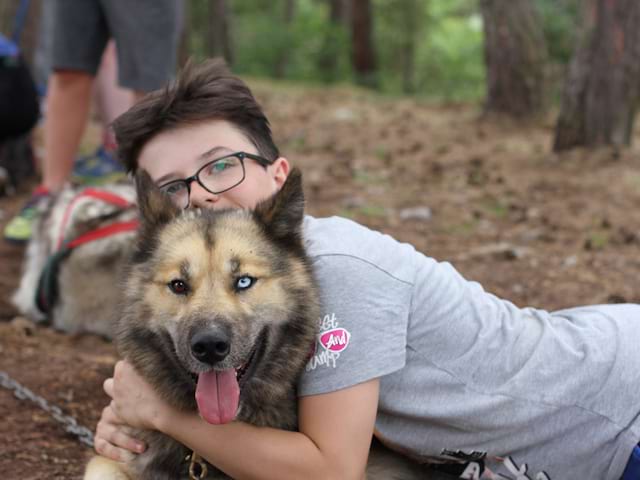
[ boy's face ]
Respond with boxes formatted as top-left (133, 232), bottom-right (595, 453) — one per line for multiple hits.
top-left (137, 120), bottom-right (289, 210)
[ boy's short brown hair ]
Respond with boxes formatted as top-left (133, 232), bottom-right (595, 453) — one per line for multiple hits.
top-left (113, 59), bottom-right (279, 173)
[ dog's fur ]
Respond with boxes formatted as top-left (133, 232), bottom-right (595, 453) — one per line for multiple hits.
top-left (85, 168), bottom-right (320, 479)
top-left (12, 181), bottom-right (137, 338)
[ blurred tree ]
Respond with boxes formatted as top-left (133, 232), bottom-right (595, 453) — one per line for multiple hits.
top-left (554, 0), bottom-right (640, 150)
top-left (207, 0), bottom-right (234, 65)
top-left (374, 0), bottom-right (425, 94)
top-left (274, 0), bottom-right (296, 78)
top-left (480, 0), bottom-right (548, 117)
top-left (316, 0), bottom-right (349, 82)
top-left (399, 0), bottom-right (419, 94)
top-left (536, 0), bottom-right (580, 65)
top-left (351, 0), bottom-right (378, 88)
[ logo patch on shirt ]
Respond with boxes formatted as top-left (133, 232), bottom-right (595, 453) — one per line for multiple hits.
top-left (305, 313), bottom-right (350, 371)
top-left (319, 327), bottom-right (351, 352)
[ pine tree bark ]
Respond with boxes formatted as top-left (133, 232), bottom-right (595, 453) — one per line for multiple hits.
top-left (317, 0), bottom-right (347, 82)
top-left (400, 0), bottom-right (418, 94)
top-left (480, 0), bottom-right (548, 118)
top-left (206, 0), bottom-right (234, 66)
top-left (350, 0), bottom-right (378, 88)
top-left (554, 0), bottom-right (640, 150)
top-left (273, 0), bottom-right (296, 78)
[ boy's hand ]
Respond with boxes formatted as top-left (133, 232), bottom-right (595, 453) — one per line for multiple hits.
top-left (94, 402), bottom-right (146, 462)
top-left (96, 359), bottom-right (166, 461)
top-left (105, 360), bottom-right (169, 431)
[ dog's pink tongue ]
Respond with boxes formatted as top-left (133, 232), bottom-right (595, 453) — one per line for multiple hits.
top-left (195, 370), bottom-right (240, 424)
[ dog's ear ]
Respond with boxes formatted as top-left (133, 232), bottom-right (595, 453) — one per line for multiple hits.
top-left (253, 167), bottom-right (305, 240)
top-left (135, 170), bottom-right (180, 228)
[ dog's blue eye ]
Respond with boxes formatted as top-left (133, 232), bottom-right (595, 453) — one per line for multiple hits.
top-left (168, 279), bottom-right (189, 295)
top-left (235, 276), bottom-right (255, 291)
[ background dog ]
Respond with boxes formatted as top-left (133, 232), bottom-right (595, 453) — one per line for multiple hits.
top-left (12, 180), bottom-right (137, 338)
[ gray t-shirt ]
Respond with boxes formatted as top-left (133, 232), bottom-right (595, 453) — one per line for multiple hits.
top-left (298, 215), bottom-right (640, 480)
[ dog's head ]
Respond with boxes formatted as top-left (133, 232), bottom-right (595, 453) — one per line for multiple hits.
top-left (120, 168), bottom-right (316, 424)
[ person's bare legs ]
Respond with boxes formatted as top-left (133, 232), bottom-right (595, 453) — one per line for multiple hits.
top-left (93, 40), bottom-right (134, 148)
top-left (42, 69), bottom-right (94, 192)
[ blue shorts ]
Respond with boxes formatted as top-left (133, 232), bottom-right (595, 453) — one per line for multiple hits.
top-left (622, 445), bottom-right (640, 480)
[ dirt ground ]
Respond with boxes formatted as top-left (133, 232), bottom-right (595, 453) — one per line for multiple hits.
top-left (2, 81), bottom-right (640, 479)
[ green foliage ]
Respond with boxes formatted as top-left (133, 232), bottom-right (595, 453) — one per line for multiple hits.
top-left (415, 9), bottom-right (485, 101)
top-left (586, 231), bottom-right (609, 250)
top-left (536, 0), bottom-right (581, 64)
top-left (230, 0), bottom-right (351, 82)
top-left (374, 0), bottom-right (484, 100)
top-left (184, 0), bottom-right (578, 102)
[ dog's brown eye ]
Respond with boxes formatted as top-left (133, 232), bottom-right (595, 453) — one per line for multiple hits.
top-left (168, 279), bottom-right (189, 295)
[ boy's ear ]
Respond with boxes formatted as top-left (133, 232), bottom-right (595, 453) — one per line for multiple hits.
top-left (253, 167), bottom-right (305, 241)
top-left (135, 170), bottom-right (180, 228)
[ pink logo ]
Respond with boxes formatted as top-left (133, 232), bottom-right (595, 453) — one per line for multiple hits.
top-left (319, 328), bottom-right (351, 353)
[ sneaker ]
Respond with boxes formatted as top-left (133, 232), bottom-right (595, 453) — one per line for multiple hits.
top-left (71, 146), bottom-right (126, 185)
top-left (3, 187), bottom-right (50, 243)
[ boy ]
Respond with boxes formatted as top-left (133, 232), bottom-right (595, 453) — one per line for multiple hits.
top-left (95, 59), bottom-right (640, 480)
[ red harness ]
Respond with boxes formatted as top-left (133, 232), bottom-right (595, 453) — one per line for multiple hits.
top-left (36, 187), bottom-right (139, 314)
top-left (55, 187), bottom-right (138, 249)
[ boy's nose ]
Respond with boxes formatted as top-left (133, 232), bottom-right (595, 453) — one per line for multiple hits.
top-left (189, 181), bottom-right (219, 209)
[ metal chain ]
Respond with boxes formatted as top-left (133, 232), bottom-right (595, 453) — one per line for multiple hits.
top-left (0, 370), bottom-right (95, 448)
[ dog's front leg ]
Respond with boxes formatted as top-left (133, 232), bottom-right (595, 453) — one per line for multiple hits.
top-left (84, 455), bottom-right (133, 480)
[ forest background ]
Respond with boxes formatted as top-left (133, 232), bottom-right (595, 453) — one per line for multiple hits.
top-left (2, 1), bottom-right (640, 478)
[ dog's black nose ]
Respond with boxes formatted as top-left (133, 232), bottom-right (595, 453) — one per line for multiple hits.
top-left (191, 331), bottom-right (231, 365)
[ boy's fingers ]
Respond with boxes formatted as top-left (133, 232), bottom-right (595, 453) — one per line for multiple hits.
top-left (108, 427), bottom-right (146, 454)
top-left (96, 407), bottom-right (146, 455)
top-left (94, 437), bottom-right (137, 463)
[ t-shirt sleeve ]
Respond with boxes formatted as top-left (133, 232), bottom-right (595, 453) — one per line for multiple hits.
top-left (297, 254), bottom-right (411, 396)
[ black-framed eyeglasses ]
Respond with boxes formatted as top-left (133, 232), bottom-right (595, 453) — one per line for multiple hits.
top-left (158, 151), bottom-right (272, 209)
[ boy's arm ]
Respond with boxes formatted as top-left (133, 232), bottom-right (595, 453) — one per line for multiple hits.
top-left (156, 379), bottom-right (380, 480)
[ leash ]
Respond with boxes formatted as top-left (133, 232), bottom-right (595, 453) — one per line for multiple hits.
top-left (1, 369), bottom-right (210, 477)
top-left (36, 187), bottom-right (139, 314)
top-left (1, 368), bottom-right (212, 477)
top-left (0, 370), bottom-right (95, 448)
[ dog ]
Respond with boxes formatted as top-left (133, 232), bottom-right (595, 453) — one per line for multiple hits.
top-left (12, 180), bottom-right (138, 338)
top-left (84, 168), bottom-right (320, 479)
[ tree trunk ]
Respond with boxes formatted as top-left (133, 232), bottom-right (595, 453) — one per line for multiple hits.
top-left (554, 0), bottom-right (640, 150)
top-left (480, 0), bottom-right (548, 118)
top-left (273, 0), bottom-right (296, 78)
top-left (400, 0), bottom-right (419, 94)
top-left (317, 0), bottom-right (348, 83)
top-left (329, 0), bottom-right (347, 23)
top-left (206, 0), bottom-right (234, 65)
top-left (350, 0), bottom-right (378, 88)
top-left (177, 0), bottom-right (190, 68)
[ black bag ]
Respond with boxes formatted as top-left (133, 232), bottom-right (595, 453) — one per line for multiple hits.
top-left (0, 34), bottom-right (39, 142)
top-left (0, 33), bottom-right (39, 194)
